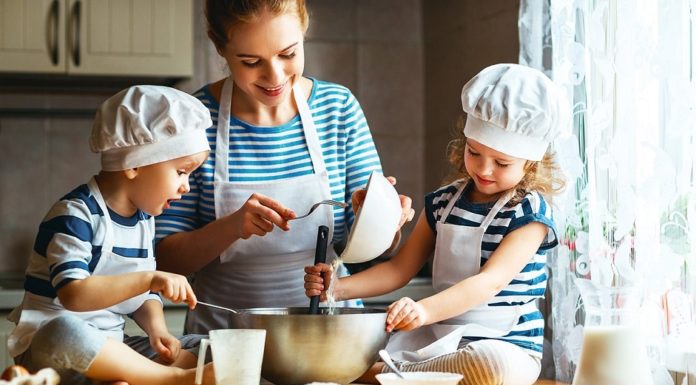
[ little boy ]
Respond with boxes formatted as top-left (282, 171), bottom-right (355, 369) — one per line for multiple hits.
top-left (7, 86), bottom-right (215, 385)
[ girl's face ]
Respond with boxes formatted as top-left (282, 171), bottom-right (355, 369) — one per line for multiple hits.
top-left (219, 10), bottom-right (305, 108)
top-left (463, 139), bottom-right (528, 203)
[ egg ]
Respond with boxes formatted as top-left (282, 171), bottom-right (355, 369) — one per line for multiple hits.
top-left (1, 365), bottom-right (29, 380)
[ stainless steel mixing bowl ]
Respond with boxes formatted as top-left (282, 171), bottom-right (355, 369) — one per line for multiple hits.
top-left (229, 307), bottom-right (389, 385)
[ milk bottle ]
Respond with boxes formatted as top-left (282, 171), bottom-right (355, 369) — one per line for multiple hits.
top-left (572, 279), bottom-right (654, 385)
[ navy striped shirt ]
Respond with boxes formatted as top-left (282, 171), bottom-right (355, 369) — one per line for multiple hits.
top-left (425, 180), bottom-right (558, 357)
top-left (23, 182), bottom-right (160, 303)
top-left (155, 78), bottom-right (382, 244)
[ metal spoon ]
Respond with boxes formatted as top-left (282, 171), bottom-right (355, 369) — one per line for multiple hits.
top-left (196, 300), bottom-right (238, 314)
top-left (291, 200), bottom-right (347, 220)
top-left (378, 349), bottom-right (405, 379)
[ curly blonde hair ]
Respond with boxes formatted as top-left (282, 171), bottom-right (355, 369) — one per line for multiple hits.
top-left (445, 116), bottom-right (566, 206)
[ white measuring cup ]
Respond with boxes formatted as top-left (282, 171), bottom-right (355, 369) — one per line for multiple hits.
top-left (195, 329), bottom-right (266, 385)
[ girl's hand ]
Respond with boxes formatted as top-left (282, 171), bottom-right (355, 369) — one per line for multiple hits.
top-left (304, 262), bottom-right (335, 302)
top-left (149, 331), bottom-right (181, 364)
top-left (150, 271), bottom-right (197, 309)
top-left (351, 176), bottom-right (415, 229)
top-left (230, 193), bottom-right (296, 239)
top-left (386, 297), bottom-right (428, 332)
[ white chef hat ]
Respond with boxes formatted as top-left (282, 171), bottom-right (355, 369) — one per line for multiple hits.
top-left (461, 63), bottom-right (570, 161)
top-left (90, 85), bottom-right (212, 171)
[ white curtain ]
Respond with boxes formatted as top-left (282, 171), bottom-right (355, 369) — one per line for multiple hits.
top-left (520, 0), bottom-right (696, 382)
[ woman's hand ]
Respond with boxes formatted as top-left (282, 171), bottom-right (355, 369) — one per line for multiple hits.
top-left (149, 331), bottom-right (181, 365)
top-left (351, 176), bottom-right (415, 229)
top-left (386, 297), bottom-right (428, 332)
top-left (229, 193), bottom-right (296, 239)
top-left (149, 271), bottom-right (197, 309)
top-left (304, 262), bottom-right (335, 302)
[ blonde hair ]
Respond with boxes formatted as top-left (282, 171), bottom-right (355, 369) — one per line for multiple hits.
top-left (445, 116), bottom-right (566, 205)
top-left (205, 0), bottom-right (309, 51)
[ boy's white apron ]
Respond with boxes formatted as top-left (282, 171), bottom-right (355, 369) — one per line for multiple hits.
top-left (386, 182), bottom-right (534, 362)
top-left (188, 77), bottom-right (352, 333)
top-left (7, 178), bottom-right (155, 357)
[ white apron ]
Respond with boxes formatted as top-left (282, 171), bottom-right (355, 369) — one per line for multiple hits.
top-left (7, 177), bottom-right (155, 357)
top-left (386, 182), bottom-right (534, 362)
top-left (187, 77), bottom-right (342, 333)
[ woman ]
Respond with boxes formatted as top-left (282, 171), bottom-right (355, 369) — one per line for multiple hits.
top-left (155, 0), bottom-right (413, 333)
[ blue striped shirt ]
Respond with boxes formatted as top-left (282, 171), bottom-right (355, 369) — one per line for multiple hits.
top-left (424, 181), bottom-right (558, 357)
top-left (155, 78), bottom-right (382, 244)
top-left (23, 182), bottom-right (160, 304)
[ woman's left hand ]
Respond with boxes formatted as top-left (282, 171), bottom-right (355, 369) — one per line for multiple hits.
top-left (150, 332), bottom-right (181, 364)
top-left (386, 297), bottom-right (428, 332)
top-left (351, 176), bottom-right (415, 229)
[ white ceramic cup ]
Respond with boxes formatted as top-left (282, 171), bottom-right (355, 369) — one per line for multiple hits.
top-left (195, 329), bottom-right (266, 385)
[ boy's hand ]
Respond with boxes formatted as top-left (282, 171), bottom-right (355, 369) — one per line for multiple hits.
top-left (304, 262), bottom-right (334, 302)
top-left (150, 271), bottom-right (197, 309)
top-left (386, 297), bottom-right (428, 333)
top-left (150, 331), bottom-right (181, 364)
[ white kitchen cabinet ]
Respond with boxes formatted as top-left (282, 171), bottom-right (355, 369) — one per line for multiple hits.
top-left (0, 0), bottom-right (192, 76)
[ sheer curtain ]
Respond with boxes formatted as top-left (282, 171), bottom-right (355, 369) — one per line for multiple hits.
top-left (520, 0), bottom-right (696, 382)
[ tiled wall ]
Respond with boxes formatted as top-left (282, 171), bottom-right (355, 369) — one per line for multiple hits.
top-left (422, 1), bottom-right (520, 190)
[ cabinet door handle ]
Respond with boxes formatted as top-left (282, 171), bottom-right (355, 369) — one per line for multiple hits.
top-left (70, 0), bottom-right (81, 67)
top-left (48, 0), bottom-right (59, 65)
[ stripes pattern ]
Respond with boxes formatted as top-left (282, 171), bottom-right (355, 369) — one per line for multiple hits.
top-left (391, 339), bottom-right (541, 385)
top-left (23, 183), bottom-right (157, 303)
top-left (155, 78), bottom-right (382, 244)
top-left (424, 181), bottom-right (558, 357)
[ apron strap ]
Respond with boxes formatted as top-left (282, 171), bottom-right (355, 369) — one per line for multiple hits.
top-left (438, 181), bottom-right (513, 229)
top-left (438, 180), bottom-right (467, 224)
top-left (214, 78), bottom-right (327, 180)
top-left (87, 177), bottom-right (114, 253)
top-left (480, 191), bottom-right (513, 228)
top-left (215, 78), bottom-right (234, 183)
top-left (292, 82), bottom-right (326, 174)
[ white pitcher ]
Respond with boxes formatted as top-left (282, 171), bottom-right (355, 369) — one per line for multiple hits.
top-left (572, 279), bottom-right (653, 385)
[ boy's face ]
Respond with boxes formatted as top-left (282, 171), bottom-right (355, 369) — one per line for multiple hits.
top-left (128, 151), bottom-right (208, 216)
top-left (463, 139), bottom-right (527, 203)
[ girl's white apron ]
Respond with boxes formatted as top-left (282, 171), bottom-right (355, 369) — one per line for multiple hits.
top-left (386, 182), bottom-right (534, 362)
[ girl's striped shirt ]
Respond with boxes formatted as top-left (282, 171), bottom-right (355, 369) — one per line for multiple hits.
top-left (425, 180), bottom-right (558, 357)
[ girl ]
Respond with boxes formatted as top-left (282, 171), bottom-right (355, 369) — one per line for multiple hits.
top-left (154, 0), bottom-right (413, 334)
top-left (305, 63), bottom-right (568, 385)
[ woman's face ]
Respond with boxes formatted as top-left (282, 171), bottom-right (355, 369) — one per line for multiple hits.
top-left (219, 10), bottom-right (305, 107)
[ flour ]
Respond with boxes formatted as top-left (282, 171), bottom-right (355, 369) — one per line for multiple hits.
top-left (325, 258), bottom-right (344, 314)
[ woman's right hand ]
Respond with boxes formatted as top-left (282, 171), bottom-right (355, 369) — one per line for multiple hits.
top-left (304, 262), bottom-right (335, 302)
top-left (229, 193), bottom-right (296, 239)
